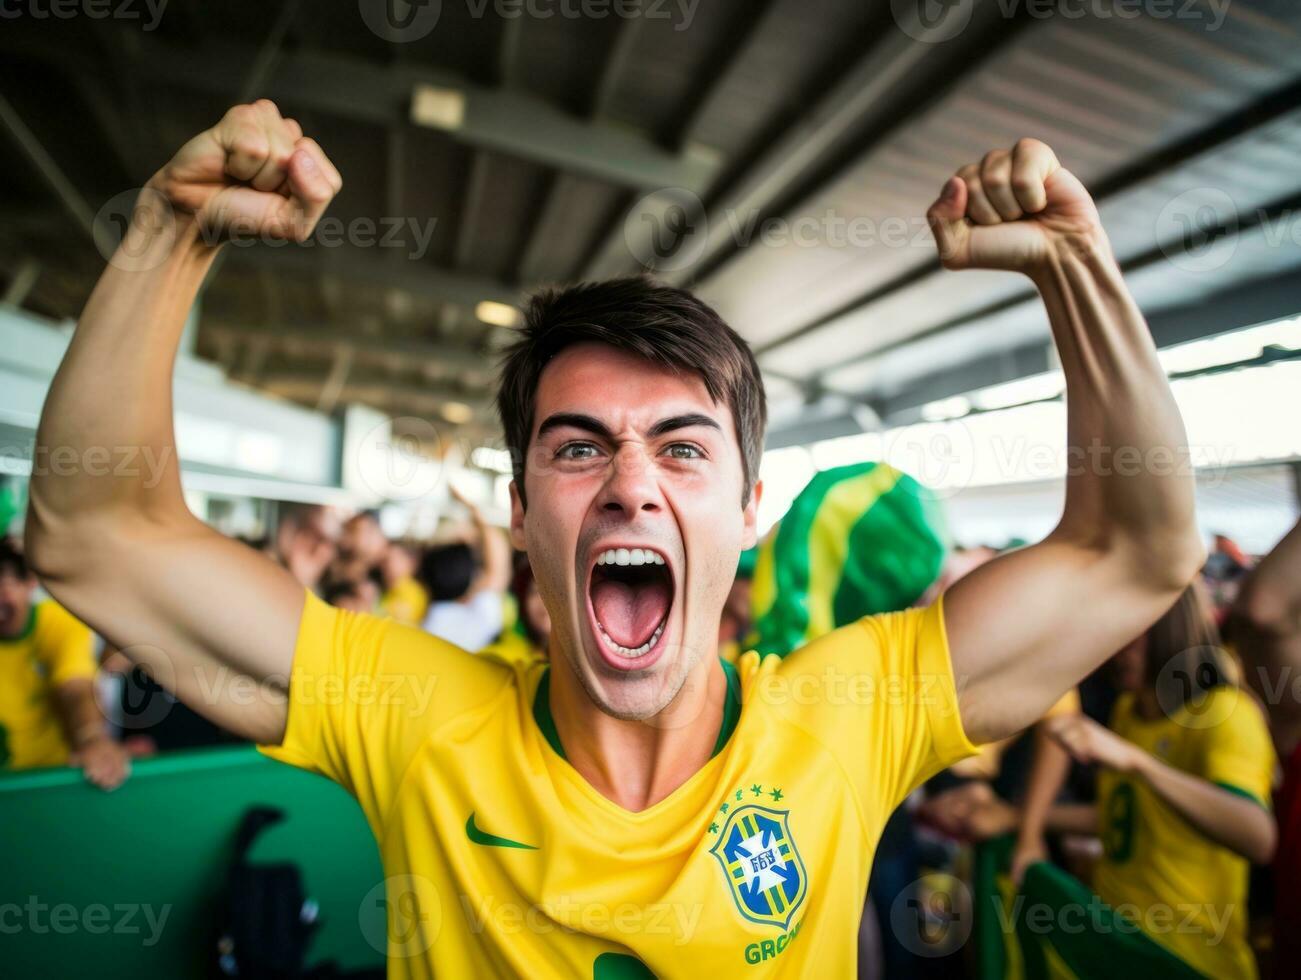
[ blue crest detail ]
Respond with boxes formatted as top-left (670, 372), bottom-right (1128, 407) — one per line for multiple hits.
top-left (709, 804), bottom-right (807, 929)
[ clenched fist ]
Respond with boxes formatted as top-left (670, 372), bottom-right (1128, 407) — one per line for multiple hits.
top-left (926, 138), bottom-right (1106, 274)
top-left (145, 99), bottom-right (342, 244)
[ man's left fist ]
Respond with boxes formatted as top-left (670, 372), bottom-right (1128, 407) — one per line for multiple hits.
top-left (926, 138), bottom-right (1106, 274)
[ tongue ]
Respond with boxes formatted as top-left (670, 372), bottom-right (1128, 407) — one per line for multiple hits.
top-left (591, 576), bottom-right (671, 650)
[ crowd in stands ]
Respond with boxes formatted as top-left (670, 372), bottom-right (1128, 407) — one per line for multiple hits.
top-left (3, 489), bottom-right (1300, 978)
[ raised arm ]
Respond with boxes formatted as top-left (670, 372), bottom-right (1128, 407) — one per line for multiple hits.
top-left (25, 101), bottom-right (342, 743)
top-left (1233, 518), bottom-right (1301, 725)
top-left (925, 140), bottom-right (1204, 743)
top-left (451, 486), bottom-right (512, 596)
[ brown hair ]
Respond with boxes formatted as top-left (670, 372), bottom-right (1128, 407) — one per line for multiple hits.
top-left (496, 276), bottom-right (767, 507)
top-left (1146, 581), bottom-right (1234, 707)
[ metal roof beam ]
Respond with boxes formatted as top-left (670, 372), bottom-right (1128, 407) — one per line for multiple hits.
top-left (116, 37), bottom-right (720, 194)
top-left (201, 321), bottom-right (499, 375)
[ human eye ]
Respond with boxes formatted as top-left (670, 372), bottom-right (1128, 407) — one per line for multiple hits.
top-left (555, 442), bottom-right (602, 461)
top-left (663, 443), bottom-right (705, 460)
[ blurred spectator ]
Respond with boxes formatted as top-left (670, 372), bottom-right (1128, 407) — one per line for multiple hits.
top-left (379, 542), bottom-right (429, 626)
top-left (333, 509), bottom-right (389, 584)
top-left (269, 503), bottom-right (340, 591)
top-left (0, 538), bottom-right (129, 789)
top-left (324, 577), bottom-right (380, 615)
top-left (512, 559), bottom-right (551, 654)
top-left (420, 488), bottom-right (511, 651)
top-left (1040, 584), bottom-right (1275, 978)
top-left (1226, 517), bottom-right (1301, 975)
top-left (718, 548), bottom-right (755, 662)
top-left (481, 557), bottom-right (551, 668)
top-left (1204, 531), bottom-right (1255, 624)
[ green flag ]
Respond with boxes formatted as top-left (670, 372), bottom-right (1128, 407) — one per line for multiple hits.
top-left (747, 462), bottom-right (949, 657)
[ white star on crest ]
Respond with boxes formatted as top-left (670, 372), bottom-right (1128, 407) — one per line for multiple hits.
top-left (736, 829), bottom-right (788, 893)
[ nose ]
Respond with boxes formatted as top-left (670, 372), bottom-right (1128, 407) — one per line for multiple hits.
top-left (597, 443), bottom-right (663, 517)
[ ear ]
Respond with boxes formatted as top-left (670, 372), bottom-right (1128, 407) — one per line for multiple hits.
top-left (508, 480), bottom-right (527, 551)
top-left (741, 479), bottom-right (763, 550)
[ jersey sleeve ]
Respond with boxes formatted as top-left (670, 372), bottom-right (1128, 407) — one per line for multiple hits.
top-left (1042, 687), bottom-right (1081, 719)
top-left (259, 591), bottom-right (512, 829)
top-left (1197, 687), bottom-right (1276, 810)
top-left (773, 596), bottom-right (978, 822)
top-left (36, 601), bottom-right (98, 687)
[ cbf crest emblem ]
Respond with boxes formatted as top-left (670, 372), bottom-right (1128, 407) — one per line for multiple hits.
top-left (710, 804), bottom-right (807, 929)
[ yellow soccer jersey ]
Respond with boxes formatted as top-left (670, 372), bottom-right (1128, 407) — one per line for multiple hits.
top-left (1094, 687), bottom-right (1275, 980)
top-left (380, 576), bottom-right (430, 627)
top-left (479, 629), bottom-right (547, 671)
top-left (262, 591), bottom-right (976, 978)
top-left (0, 599), bottom-right (97, 769)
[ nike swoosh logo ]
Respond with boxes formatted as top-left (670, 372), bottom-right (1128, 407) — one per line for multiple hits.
top-left (466, 812), bottom-right (538, 850)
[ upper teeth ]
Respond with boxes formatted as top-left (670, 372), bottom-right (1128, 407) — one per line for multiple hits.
top-left (596, 548), bottom-right (666, 567)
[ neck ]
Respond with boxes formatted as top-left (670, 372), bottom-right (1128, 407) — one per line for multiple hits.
top-left (549, 652), bottom-right (728, 812)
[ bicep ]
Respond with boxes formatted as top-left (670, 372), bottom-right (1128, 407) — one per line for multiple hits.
top-left (945, 537), bottom-right (1180, 743)
top-left (41, 514), bottom-right (303, 742)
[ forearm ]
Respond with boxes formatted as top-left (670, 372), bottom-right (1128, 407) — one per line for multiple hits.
top-left (28, 193), bottom-right (216, 569)
top-left (470, 508), bottom-right (512, 593)
top-left (54, 679), bottom-right (109, 751)
top-left (1131, 751), bottom-right (1276, 864)
top-left (22, 104), bottom-right (339, 744)
top-left (1044, 803), bottom-right (1097, 836)
top-left (1018, 726), bottom-right (1072, 845)
top-left (947, 239), bottom-right (1204, 741)
top-left (1032, 239), bottom-right (1201, 579)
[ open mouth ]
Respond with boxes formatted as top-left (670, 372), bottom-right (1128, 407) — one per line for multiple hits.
top-left (586, 547), bottom-right (675, 669)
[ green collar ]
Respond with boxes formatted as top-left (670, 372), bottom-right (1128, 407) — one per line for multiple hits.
top-left (533, 657), bottom-right (742, 762)
top-left (0, 605), bottom-right (36, 643)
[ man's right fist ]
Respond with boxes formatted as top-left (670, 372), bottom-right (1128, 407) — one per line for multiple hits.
top-left (146, 100), bottom-right (342, 244)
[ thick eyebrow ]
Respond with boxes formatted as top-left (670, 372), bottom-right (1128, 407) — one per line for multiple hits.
top-left (534, 412), bottom-right (722, 441)
top-left (647, 413), bottom-right (723, 438)
top-left (536, 413), bottom-right (613, 440)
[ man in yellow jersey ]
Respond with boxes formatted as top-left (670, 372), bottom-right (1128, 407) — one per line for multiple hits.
top-left (27, 102), bottom-right (1203, 976)
top-left (0, 539), bottom-right (129, 789)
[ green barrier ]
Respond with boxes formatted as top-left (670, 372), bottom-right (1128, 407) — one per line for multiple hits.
top-left (973, 834), bottom-right (1017, 980)
top-left (1015, 862), bottom-right (1203, 980)
top-left (972, 837), bottom-right (1204, 980)
top-left (0, 746), bottom-right (384, 977)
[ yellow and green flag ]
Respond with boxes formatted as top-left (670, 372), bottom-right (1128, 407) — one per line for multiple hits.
top-left (747, 462), bottom-right (948, 657)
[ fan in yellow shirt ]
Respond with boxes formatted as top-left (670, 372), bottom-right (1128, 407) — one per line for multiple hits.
top-left (263, 590), bottom-right (974, 976)
top-left (1048, 586), bottom-right (1277, 980)
top-left (379, 543), bottom-right (429, 627)
top-left (29, 111), bottom-right (1205, 980)
top-left (0, 539), bottom-right (129, 788)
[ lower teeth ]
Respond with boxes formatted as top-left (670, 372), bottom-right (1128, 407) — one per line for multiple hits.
top-left (597, 621), bottom-right (665, 658)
